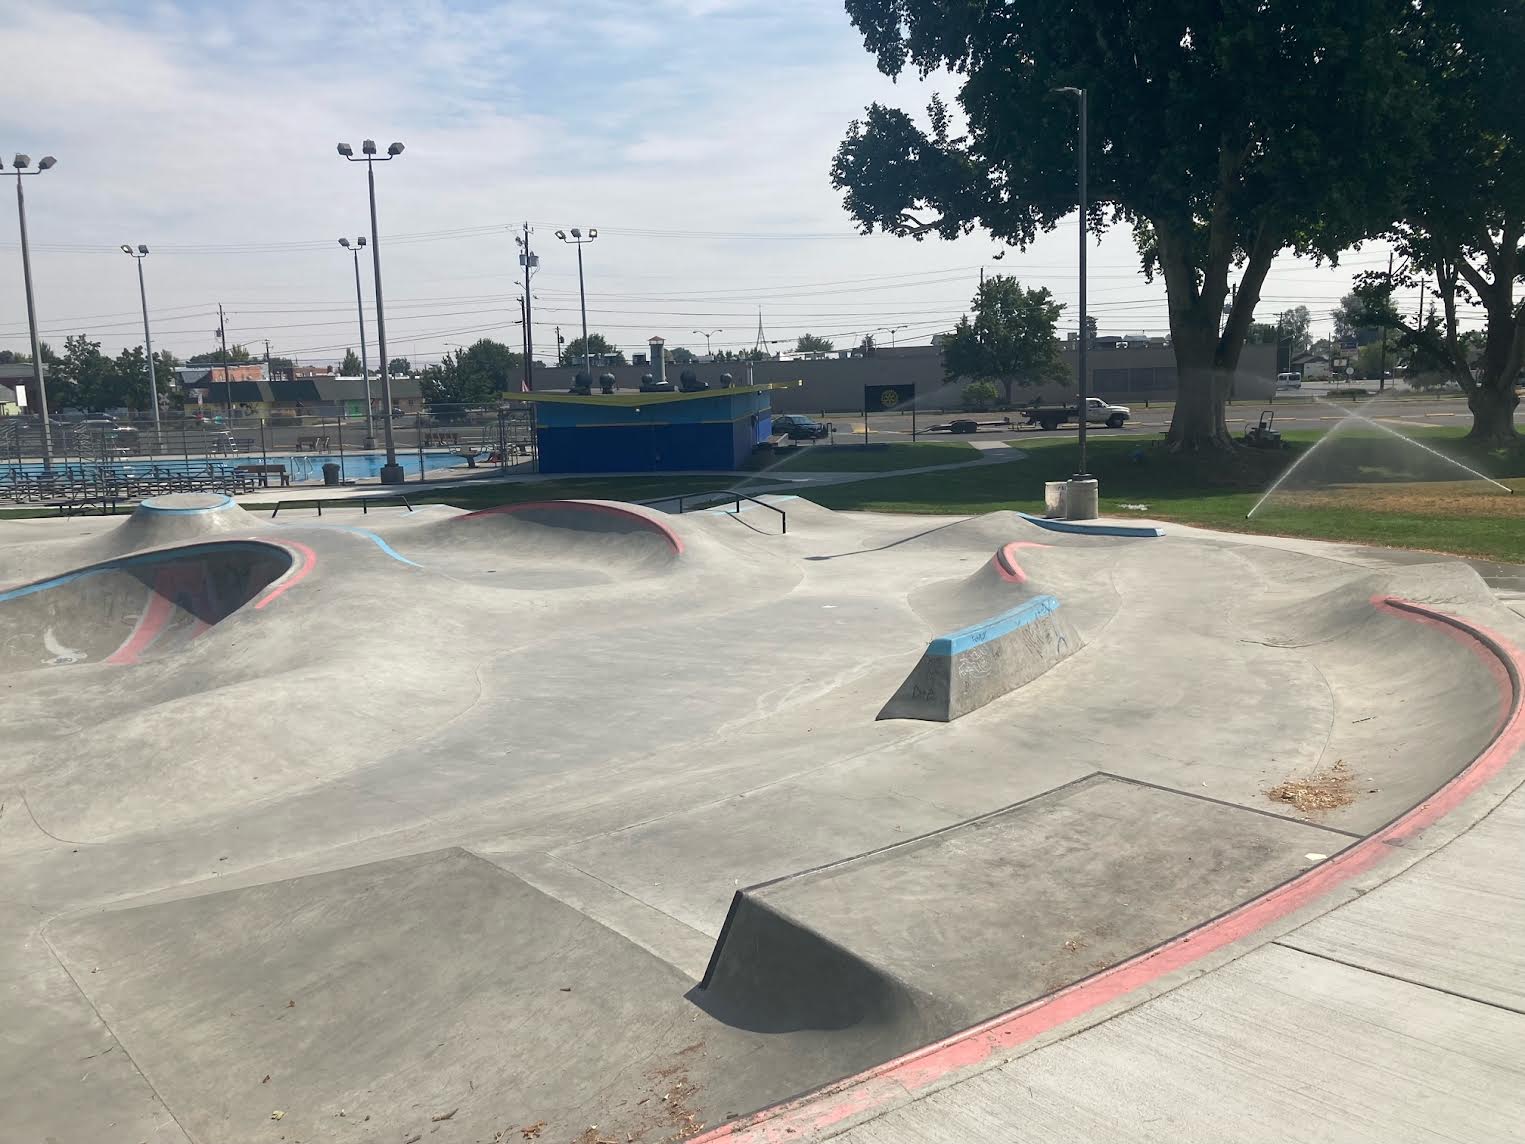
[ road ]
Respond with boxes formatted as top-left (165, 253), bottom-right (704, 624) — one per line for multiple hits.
top-left (843, 389), bottom-right (1514, 443)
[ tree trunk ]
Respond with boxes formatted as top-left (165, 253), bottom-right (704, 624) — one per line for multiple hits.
top-left (1465, 378), bottom-right (1520, 443)
top-left (1164, 319), bottom-right (1236, 452)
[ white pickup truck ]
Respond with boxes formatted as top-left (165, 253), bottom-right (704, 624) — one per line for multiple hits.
top-left (1019, 396), bottom-right (1132, 431)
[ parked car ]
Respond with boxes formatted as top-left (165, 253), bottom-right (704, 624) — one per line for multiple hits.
top-left (773, 413), bottom-right (831, 440)
top-left (1276, 372), bottom-right (1303, 390)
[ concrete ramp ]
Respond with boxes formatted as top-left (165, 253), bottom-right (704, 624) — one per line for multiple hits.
top-left (879, 592), bottom-right (1081, 721)
top-left (695, 775), bottom-right (1352, 1054)
top-left (99, 493), bottom-right (263, 556)
top-left (0, 540), bottom-right (291, 672)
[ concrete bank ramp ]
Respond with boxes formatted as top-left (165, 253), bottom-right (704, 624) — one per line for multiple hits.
top-left (0, 540), bottom-right (292, 672)
top-left (98, 493), bottom-right (264, 557)
top-left (386, 498), bottom-right (689, 583)
top-left (696, 774), bottom-right (1351, 1055)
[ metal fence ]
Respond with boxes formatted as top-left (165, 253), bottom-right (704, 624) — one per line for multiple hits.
top-left (0, 403), bottom-right (538, 507)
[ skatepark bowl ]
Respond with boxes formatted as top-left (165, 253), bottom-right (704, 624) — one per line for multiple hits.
top-left (1, 491), bottom-right (1521, 1143)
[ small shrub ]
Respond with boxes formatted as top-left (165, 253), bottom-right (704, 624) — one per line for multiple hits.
top-left (962, 380), bottom-right (1001, 412)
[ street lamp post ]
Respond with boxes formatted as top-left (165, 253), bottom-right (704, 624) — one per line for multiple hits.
top-left (877, 324), bottom-right (908, 348)
top-left (1054, 86), bottom-right (1097, 518)
top-left (692, 329), bottom-right (722, 358)
top-left (120, 244), bottom-right (162, 453)
top-left (338, 237), bottom-right (376, 447)
top-left (338, 139), bottom-right (406, 484)
top-left (7, 154), bottom-right (57, 470)
top-left (555, 228), bottom-right (598, 380)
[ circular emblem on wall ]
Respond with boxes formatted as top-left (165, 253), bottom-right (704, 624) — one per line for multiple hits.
top-left (879, 388), bottom-right (900, 409)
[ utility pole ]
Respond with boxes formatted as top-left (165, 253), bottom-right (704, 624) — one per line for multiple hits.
top-left (1378, 251), bottom-right (1393, 392)
top-left (264, 339), bottom-right (272, 378)
top-left (518, 222), bottom-right (537, 391)
top-left (1417, 278), bottom-right (1427, 331)
top-left (216, 304), bottom-right (233, 420)
top-left (555, 326), bottom-right (563, 367)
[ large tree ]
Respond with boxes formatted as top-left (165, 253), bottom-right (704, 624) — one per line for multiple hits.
top-left (559, 334), bottom-right (624, 367)
top-left (420, 339), bottom-right (522, 409)
top-left (794, 333), bottom-right (835, 353)
top-left (187, 344), bottom-right (253, 366)
top-left (830, 0), bottom-right (1425, 450)
top-left (1347, 0), bottom-right (1523, 440)
top-left (388, 357), bottom-right (412, 376)
top-left (340, 348), bottom-right (363, 376)
top-left (940, 275), bottom-right (1067, 405)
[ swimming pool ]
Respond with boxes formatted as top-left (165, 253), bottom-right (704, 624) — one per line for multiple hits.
top-left (2, 451), bottom-right (469, 483)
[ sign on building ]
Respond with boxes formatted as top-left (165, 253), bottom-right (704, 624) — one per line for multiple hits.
top-left (864, 383), bottom-right (915, 412)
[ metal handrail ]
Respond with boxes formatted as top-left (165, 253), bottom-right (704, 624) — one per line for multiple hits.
top-left (641, 489), bottom-right (786, 534)
top-left (270, 494), bottom-right (414, 518)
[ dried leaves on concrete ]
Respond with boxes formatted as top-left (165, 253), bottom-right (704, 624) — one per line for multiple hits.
top-left (1267, 759), bottom-right (1356, 814)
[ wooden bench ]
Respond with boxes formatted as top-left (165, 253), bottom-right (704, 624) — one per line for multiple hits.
top-left (235, 464), bottom-right (290, 488)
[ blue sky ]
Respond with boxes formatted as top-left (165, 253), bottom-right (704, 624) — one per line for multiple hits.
top-left (0, 0), bottom-right (1397, 365)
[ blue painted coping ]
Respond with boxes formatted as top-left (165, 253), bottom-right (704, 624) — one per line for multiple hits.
top-left (138, 495), bottom-right (237, 515)
top-left (1019, 513), bottom-right (1165, 538)
top-left (927, 594), bottom-right (1060, 657)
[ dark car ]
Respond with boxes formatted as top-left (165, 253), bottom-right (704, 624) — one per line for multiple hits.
top-left (773, 413), bottom-right (830, 440)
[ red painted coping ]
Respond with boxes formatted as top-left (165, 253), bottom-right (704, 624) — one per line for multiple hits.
top-left (992, 540), bottom-right (1052, 584)
top-left (454, 500), bottom-right (684, 555)
top-left (694, 594), bottom-right (1525, 1143)
top-left (252, 540), bottom-right (317, 611)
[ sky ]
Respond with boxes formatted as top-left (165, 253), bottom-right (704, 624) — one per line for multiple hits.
top-left (0, 0), bottom-right (1419, 369)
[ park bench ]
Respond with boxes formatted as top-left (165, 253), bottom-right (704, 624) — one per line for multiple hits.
top-left (295, 436), bottom-right (332, 451)
top-left (235, 464), bottom-right (291, 488)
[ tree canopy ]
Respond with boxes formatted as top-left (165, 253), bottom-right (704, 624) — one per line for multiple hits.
top-left (559, 334), bottom-right (624, 367)
top-left (388, 357), bottom-right (412, 376)
top-left (340, 349), bottom-right (363, 376)
top-left (49, 335), bottom-right (163, 412)
top-left (940, 275), bottom-right (1068, 405)
top-left (187, 344), bottom-right (253, 366)
top-left (831, 0), bottom-right (1426, 450)
top-left (420, 339), bottom-right (522, 408)
top-left (669, 346), bottom-right (696, 365)
top-left (1348, 0), bottom-right (1524, 439)
top-left (794, 334), bottom-right (834, 353)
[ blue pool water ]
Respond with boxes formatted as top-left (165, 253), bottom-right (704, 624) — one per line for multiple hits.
top-left (4, 451), bottom-right (469, 483)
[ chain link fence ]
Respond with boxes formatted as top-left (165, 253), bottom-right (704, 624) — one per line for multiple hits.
top-left (0, 403), bottom-right (537, 509)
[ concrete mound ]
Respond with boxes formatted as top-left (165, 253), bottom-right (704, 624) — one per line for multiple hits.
top-left (880, 590), bottom-right (1082, 722)
top-left (397, 499), bottom-right (688, 582)
top-left (102, 493), bottom-right (263, 556)
top-left (0, 540), bottom-right (292, 672)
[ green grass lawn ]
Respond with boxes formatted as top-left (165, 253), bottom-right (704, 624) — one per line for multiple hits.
top-left (810, 429), bottom-right (1525, 564)
top-left (744, 441), bottom-right (979, 474)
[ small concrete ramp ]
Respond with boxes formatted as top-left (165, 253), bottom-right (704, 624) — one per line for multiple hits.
top-left (696, 774), bottom-right (1351, 1056)
top-left (0, 540), bottom-right (292, 672)
top-left (98, 493), bottom-right (263, 557)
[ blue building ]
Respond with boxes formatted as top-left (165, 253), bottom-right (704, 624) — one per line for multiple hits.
top-left (523, 384), bottom-right (791, 474)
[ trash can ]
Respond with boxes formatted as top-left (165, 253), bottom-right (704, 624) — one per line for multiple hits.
top-left (322, 462), bottom-right (340, 487)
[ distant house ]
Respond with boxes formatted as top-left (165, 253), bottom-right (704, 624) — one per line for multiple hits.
top-left (0, 383), bottom-right (20, 415)
top-left (1292, 352), bottom-right (1332, 379)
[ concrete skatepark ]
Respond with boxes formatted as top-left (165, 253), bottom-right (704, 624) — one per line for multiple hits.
top-left (2, 490), bottom-right (1523, 1142)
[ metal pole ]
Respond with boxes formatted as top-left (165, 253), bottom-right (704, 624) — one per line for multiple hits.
top-left (134, 256), bottom-right (162, 454)
top-left (523, 221), bottom-right (534, 392)
top-left (1378, 251), bottom-right (1393, 393)
top-left (16, 174), bottom-right (54, 470)
top-left (576, 241), bottom-right (590, 380)
top-left (1076, 87), bottom-right (1089, 477)
top-left (366, 158), bottom-right (403, 483)
top-left (351, 247), bottom-right (375, 446)
top-left (218, 303), bottom-right (233, 421)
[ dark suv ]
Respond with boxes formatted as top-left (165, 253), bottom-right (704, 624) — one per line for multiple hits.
top-left (773, 414), bottom-right (831, 440)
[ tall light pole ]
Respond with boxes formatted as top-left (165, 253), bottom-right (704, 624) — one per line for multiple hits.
top-left (555, 228), bottom-right (598, 381)
top-left (338, 139), bottom-right (406, 484)
top-left (338, 237), bottom-right (375, 447)
top-left (7, 154), bottom-right (57, 470)
top-left (878, 324), bottom-right (908, 348)
top-left (692, 329), bottom-right (722, 358)
top-left (1055, 86), bottom-right (1090, 481)
top-left (120, 244), bottom-right (162, 453)
top-left (215, 304), bottom-right (233, 421)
